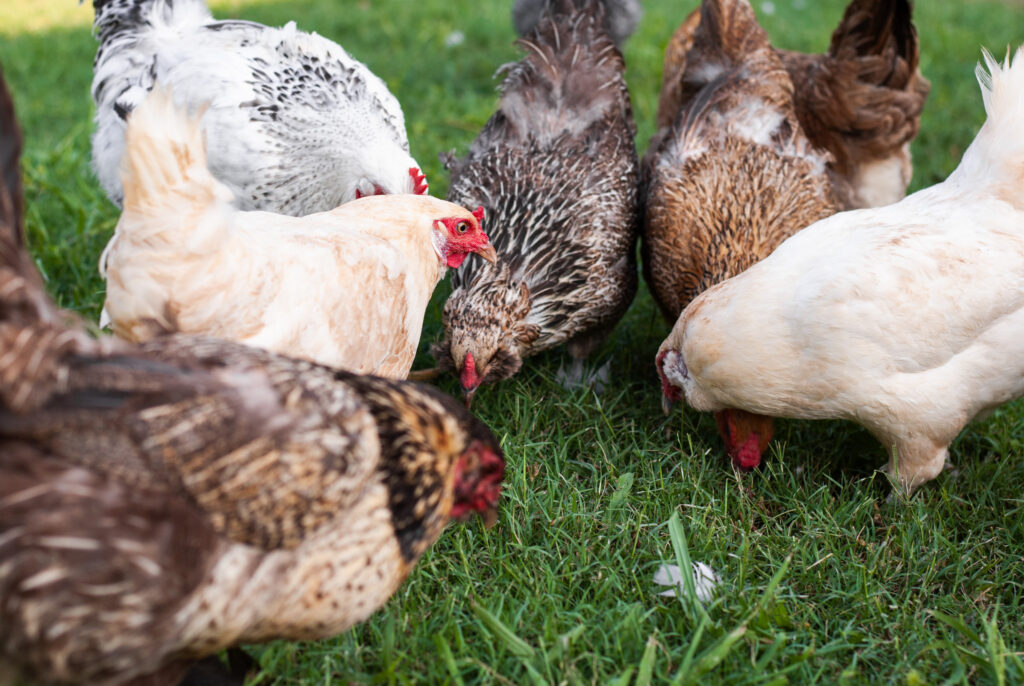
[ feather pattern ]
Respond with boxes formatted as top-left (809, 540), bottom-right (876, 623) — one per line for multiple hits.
top-left (435, 0), bottom-right (640, 395)
top-left (643, 0), bottom-right (837, 324)
top-left (656, 0), bottom-right (929, 210)
top-left (0, 67), bottom-right (504, 684)
top-left (90, 0), bottom-right (424, 215)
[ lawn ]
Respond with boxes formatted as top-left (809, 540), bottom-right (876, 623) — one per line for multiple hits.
top-left (2, 0), bottom-right (1024, 683)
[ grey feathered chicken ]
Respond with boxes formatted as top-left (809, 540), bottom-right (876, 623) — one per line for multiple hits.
top-left (90, 0), bottom-right (428, 215)
top-left (0, 68), bottom-right (503, 686)
top-left (432, 0), bottom-right (641, 404)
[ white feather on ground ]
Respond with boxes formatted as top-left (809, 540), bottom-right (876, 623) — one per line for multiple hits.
top-left (653, 562), bottom-right (721, 603)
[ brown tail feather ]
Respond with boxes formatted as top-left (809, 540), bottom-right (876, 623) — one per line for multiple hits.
top-left (0, 64), bottom-right (25, 256)
top-left (0, 63), bottom-right (94, 415)
top-left (829, 0), bottom-right (919, 75)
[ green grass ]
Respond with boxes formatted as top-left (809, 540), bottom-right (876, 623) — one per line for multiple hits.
top-left (3, 0), bottom-right (1024, 683)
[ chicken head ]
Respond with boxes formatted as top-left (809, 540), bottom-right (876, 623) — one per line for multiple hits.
top-left (434, 206), bottom-right (496, 268)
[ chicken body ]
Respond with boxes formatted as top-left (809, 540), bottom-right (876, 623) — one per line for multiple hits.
top-left (100, 89), bottom-right (494, 379)
top-left (659, 48), bottom-right (1024, 493)
top-left (90, 0), bottom-right (427, 215)
top-left (435, 0), bottom-right (640, 401)
top-left (645, 0), bottom-right (840, 469)
top-left (656, 0), bottom-right (929, 210)
top-left (0, 69), bottom-right (504, 685)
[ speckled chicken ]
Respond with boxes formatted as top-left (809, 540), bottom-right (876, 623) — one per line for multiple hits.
top-left (659, 48), bottom-right (1024, 493)
top-left (432, 0), bottom-right (641, 403)
top-left (100, 87), bottom-right (495, 379)
top-left (0, 69), bottom-right (504, 686)
top-left (90, 0), bottom-right (429, 215)
top-left (656, 0), bottom-right (929, 210)
top-left (645, 0), bottom-right (838, 470)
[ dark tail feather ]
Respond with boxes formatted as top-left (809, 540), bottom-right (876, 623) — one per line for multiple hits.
top-left (0, 65), bottom-right (23, 252)
top-left (0, 63), bottom-right (89, 415)
top-left (830, 0), bottom-right (919, 74)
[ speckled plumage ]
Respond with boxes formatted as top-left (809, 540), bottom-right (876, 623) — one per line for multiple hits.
top-left (90, 0), bottom-right (424, 215)
top-left (0, 70), bottom-right (503, 685)
top-left (656, 0), bottom-right (929, 211)
top-left (434, 0), bottom-right (640, 396)
top-left (643, 0), bottom-right (838, 325)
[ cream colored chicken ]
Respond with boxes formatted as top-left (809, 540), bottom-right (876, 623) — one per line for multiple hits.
top-left (100, 88), bottom-right (496, 378)
top-left (658, 48), bottom-right (1024, 493)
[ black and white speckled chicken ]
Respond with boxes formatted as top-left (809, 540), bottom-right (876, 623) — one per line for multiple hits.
top-left (430, 0), bottom-right (641, 404)
top-left (90, 0), bottom-right (428, 215)
top-left (0, 69), bottom-right (503, 686)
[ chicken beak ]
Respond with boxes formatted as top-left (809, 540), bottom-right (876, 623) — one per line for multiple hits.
top-left (662, 394), bottom-right (676, 416)
top-left (476, 243), bottom-right (498, 264)
top-left (481, 505), bottom-right (499, 529)
top-left (464, 386), bottom-right (477, 408)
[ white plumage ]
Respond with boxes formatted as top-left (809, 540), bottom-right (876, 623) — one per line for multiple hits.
top-left (659, 47), bottom-right (1024, 492)
top-left (100, 88), bottom-right (495, 378)
top-left (90, 0), bottom-right (427, 216)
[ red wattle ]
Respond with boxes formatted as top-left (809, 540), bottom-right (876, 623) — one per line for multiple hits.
top-left (732, 434), bottom-right (763, 470)
top-left (460, 352), bottom-right (481, 390)
top-left (447, 252), bottom-right (467, 268)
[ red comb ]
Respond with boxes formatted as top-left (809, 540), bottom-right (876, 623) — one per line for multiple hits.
top-left (408, 168), bottom-right (429, 195)
top-left (472, 206), bottom-right (485, 225)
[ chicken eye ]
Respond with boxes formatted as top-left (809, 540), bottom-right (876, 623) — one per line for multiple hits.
top-left (456, 221), bottom-right (469, 234)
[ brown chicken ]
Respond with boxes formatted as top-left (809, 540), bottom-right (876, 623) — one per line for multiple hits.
top-left (431, 0), bottom-right (641, 404)
top-left (656, 0), bottom-right (930, 210)
top-left (644, 0), bottom-right (839, 470)
top-left (0, 68), bottom-right (504, 686)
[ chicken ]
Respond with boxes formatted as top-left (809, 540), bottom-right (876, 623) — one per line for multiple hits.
top-left (645, 0), bottom-right (837, 468)
top-left (0, 67), bottom-right (505, 685)
top-left (513, 0), bottom-right (643, 48)
top-left (656, 0), bottom-right (929, 210)
top-left (99, 87), bottom-right (496, 379)
top-left (431, 0), bottom-right (641, 403)
top-left (90, 0), bottom-right (429, 215)
top-left (658, 47), bottom-right (1024, 493)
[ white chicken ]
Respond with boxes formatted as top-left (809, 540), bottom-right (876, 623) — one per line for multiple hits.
top-left (658, 47), bottom-right (1024, 493)
top-left (90, 0), bottom-right (428, 215)
top-left (100, 88), bottom-right (496, 379)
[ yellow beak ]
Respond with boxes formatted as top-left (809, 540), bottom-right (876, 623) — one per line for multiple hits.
top-left (476, 243), bottom-right (498, 264)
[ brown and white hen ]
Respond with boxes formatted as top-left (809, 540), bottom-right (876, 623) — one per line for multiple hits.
top-left (0, 68), bottom-right (504, 686)
top-left (656, 0), bottom-right (929, 210)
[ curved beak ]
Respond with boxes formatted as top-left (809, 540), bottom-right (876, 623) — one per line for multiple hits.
top-left (476, 243), bottom-right (498, 264)
top-left (662, 394), bottom-right (676, 416)
top-left (463, 386), bottom-right (477, 408)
